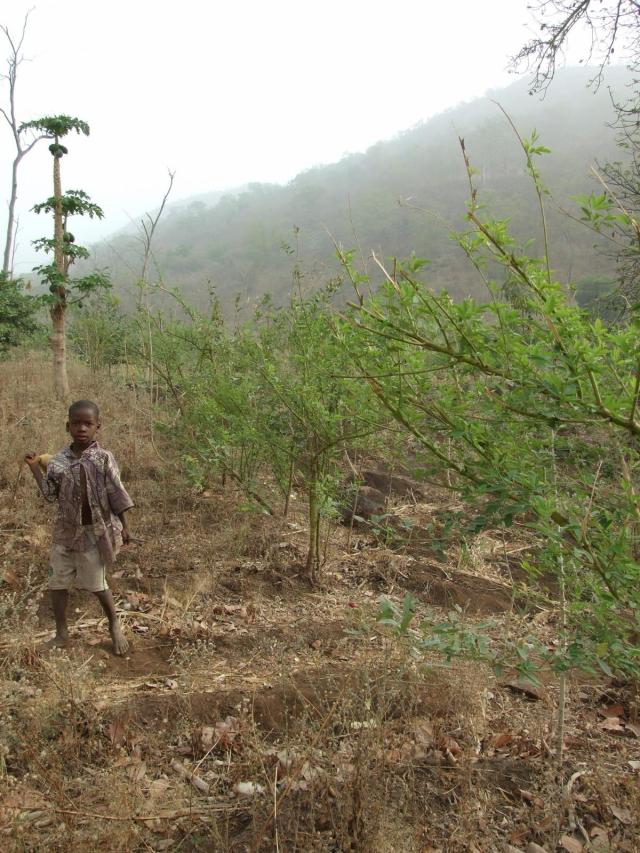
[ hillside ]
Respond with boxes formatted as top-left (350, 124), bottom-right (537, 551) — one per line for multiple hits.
top-left (1, 354), bottom-right (638, 851)
top-left (91, 67), bottom-right (630, 310)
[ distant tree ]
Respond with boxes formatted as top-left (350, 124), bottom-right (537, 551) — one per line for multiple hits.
top-left (0, 271), bottom-right (41, 353)
top-left (0, 11), bottom-right (45, 276)
top-left (23, 115), bottom-right (110, 398)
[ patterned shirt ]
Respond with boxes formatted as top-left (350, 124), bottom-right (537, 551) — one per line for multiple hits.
top-left (38, 441), bottom-right (134, 565)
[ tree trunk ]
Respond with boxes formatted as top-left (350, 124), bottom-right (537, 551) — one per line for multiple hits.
top-left (51, 142), bottom-right (69, 399)
top-left (2, 153), bottom-right (22, 277)
top-left (53, 147), bottom-right (64, 273)
top-left (283, 455), bottom-right (295, 517)
top-left (304, 460), bottom-right (320, 582)
top-left (51, 301), bottom-right (69, 399)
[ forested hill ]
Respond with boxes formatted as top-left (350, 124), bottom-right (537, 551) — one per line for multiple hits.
top-left (93, 67), bottom-right (629, 309)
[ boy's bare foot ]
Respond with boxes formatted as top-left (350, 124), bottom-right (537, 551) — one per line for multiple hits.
top-left (43, 630), bottom-right (70, 649)
top-left (110, 624), bottom-right (129, 656)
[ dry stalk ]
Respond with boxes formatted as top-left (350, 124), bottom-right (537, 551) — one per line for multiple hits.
top-left (250, 678), bottom-right (351, 853)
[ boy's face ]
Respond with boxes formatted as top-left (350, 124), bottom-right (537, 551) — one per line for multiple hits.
top-left (67, 408), bottom-right (100, 449)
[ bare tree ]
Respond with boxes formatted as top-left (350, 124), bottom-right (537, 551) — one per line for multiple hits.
top-left (514, 1), bottom-right (640, 92)
top-left (0, 10), bottom-right (44, 277)
top-left (138, 168), bottom-right (175, 294)
top-left (135, 169), bottom-right (175, 405)
top-left (515, 2), bottom-right (640, 306)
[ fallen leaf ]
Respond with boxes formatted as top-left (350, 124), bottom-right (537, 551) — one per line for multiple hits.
top-left (526, 844), bottom-right (549, 853)
top-left (502, 677), bottom-right (545, 701)
top-left (626, 722), bottom-right (640, 738)
top-left (1, 568), bottom-right (19, 587)
top-left (610, 805), bottom-right (632, 825)
top-left (494, 732), bottom-right (514, 748)
top-left (107, 715), bottom-right (128, 747)
top-left (599, 717), bottom-right (625, 732)
top-left (519, 789), bottom-right (544, 808)
top-left (147, 778), bottom-right (171, 803)
top-left (589, 826), bottom-right (610, 852)
top-left (200, 726), bottom-right (216, 750)
top-left (277, 749), bottom-right (297, 770)
top-left (127, 761), bottom-right (147, 782)
top-left (439, 735), bottom-right (461, 755)
top-left (628, 760), bottom-right (640, 771)
top-left (559, 835), bottom-right (583, 853)
top-left (601, 704), bottom-right (625, 718)
top-left (412, 718), bottom-right (434, 746)
top-left (215, 716), bottom-right (242, 749)
top-left (234, 781), bottom-right (265, 797)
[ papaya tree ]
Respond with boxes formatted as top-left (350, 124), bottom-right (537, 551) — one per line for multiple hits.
top-left (22, 115), bottom-right (110, 398)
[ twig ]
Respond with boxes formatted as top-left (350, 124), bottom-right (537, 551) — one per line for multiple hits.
top-left (6, 803), bottom-right (243, 823)
top-left (171, 759), bottom-right (209, 793)
top-left (10, 463), bottom-right (24, 505)
top-left (273, 765), bottom-right (280, 853)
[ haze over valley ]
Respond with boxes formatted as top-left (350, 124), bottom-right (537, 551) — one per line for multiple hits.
top-left (90, 67), bottom-right (627, 310)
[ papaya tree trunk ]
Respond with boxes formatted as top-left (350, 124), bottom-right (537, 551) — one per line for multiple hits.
top-left (50, 301), bottom-right (69, 398)
top-left (51, 141), bottom-right (69, 399)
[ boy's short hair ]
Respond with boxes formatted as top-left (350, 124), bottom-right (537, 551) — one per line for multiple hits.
top-left (68, 400), bottom-right (100, 420)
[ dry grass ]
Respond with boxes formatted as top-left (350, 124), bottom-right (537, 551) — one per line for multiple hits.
top-left (0, 352), bottom-right (638, 852)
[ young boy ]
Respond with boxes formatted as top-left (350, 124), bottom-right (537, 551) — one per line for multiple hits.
top-left (25, 400), bottom-right (133, 655)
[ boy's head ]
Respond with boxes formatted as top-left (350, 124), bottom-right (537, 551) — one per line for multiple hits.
top-left (66, 400), bottom-right (101, 448)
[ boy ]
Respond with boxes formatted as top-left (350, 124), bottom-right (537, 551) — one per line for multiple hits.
top-left (25, 400), bottom-right (133, 655)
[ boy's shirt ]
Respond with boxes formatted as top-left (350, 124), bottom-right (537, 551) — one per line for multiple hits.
top-left (38, 441), bottom-right (134, 565)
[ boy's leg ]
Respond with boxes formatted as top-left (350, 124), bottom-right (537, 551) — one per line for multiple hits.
top-left (75, 531), bottom-right (128, 656)
top-left (47, 543), bottom-right (74, 647)
top-left (48, 589), bottom-right (70, 646)
top-left (94, 589), bottom-right (129, 656)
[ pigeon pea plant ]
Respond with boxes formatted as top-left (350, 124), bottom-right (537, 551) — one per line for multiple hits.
top-left (337, 132), bottom-right (640, 684)
top-left (140, 285), bottom-right (387, 581)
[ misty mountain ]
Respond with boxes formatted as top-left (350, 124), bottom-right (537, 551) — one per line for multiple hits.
top-left (91, 67), bottom-right (629, 310)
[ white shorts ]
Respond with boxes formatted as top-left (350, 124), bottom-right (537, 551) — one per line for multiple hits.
top-left (48, 529), bottom-right (108, 592)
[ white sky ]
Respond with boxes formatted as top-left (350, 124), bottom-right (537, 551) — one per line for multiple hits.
top-left (1, 0), bottom-right (577, 274)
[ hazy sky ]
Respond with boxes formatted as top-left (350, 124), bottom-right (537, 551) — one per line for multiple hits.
top-left (1, 0), bottom-right (582, 274)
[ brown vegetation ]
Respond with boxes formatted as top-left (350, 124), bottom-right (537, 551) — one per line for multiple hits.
top-left (0, 354), bottom-right (638, 851)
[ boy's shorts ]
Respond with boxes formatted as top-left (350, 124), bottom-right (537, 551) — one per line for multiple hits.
top-left (48, 528), bottom-right (108, 592)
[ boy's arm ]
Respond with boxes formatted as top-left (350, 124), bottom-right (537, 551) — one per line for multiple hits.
top-left (118, 509), bottom-right (132, 545)
top-left (24, 453), bottom-right (58, 502)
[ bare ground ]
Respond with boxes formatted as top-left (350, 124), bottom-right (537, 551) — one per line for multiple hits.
top-left (0, 355), bottom-right (638, 852)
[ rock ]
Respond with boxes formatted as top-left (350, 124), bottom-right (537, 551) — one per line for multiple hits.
top-left (501, 677), bottom-right (547, 702)
top-left (359, 468), bottom-right (427, 499)
top-left (340, 485), bottom-right (386, 525)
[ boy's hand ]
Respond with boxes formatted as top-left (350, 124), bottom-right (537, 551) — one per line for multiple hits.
top-left (24, 452), bottom-right (40, 468)
top-left (121, 528), bottom-right (131, 546)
